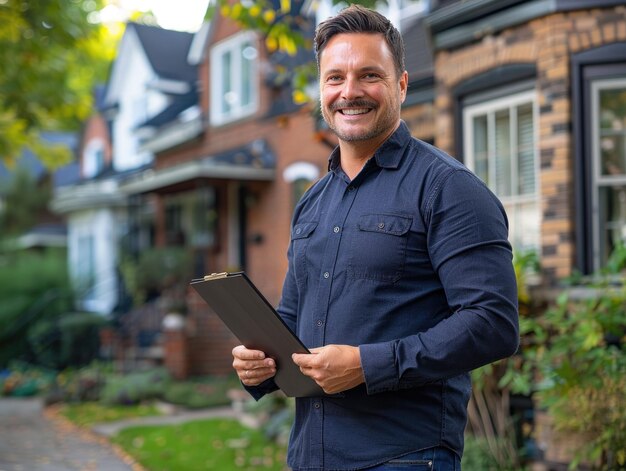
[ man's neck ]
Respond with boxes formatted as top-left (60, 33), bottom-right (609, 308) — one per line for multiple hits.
top-left (338, 123), bottom-right (400, 180)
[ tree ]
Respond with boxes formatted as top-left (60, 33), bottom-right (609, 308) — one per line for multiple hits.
top-left (0, 0), bottom-right (116, 168)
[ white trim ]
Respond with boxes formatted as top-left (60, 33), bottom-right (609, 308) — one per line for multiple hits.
top-left (283, 162), bottom-right (320, 183)
top-left (463, 89), bottom-right (540, 252)
top-left (591, 77), bottom-right (626, 271)
top-left (139, 115), bottom-right (203, 153)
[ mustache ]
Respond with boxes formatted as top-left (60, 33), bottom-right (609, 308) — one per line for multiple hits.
top-left (329, 100), bottom-right (377, 112)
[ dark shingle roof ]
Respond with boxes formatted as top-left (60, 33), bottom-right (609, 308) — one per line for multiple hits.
top-left (129, 23), bottom-right (196, 82)
top-left (140, 90), bottom-right (199, 128)
top-left (403, 17), bottom-right (434, 83)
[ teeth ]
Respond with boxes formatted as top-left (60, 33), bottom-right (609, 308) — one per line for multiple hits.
top-left (342, 109), bottom-right (369, 115)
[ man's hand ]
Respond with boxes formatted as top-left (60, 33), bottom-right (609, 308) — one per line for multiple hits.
top-left (292, 345), bottom-right (364, 394)
top-left (232, 345), bottom-right (276, 387)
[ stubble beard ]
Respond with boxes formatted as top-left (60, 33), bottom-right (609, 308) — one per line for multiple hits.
top-left (321, 99), bottom-right (399, 143)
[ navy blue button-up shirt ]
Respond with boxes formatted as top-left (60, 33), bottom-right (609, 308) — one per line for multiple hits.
top-left (250, 122), bottom-right (519, 470)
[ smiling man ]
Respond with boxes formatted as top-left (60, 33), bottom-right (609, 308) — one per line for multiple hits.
top-left (231, 5), bottom-right (519, 470)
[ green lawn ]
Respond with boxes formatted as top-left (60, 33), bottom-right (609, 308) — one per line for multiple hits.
top-left (59, 402), bottom-right (162, 427)
top-left (112, 418), bottom-right (288, 471)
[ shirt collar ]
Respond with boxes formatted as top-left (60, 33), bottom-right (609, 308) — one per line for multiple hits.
top-left (327, 120), bottom-right (411, 173)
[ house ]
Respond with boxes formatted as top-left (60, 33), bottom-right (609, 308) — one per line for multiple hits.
top-left (0, 133), bottom-right (80, 250)
top-left (51, 23), bottom-right (197, 316)
top-left (425, 0), bottom-right (626, 284)
top-left (118, 0), bottom-right (336, 377)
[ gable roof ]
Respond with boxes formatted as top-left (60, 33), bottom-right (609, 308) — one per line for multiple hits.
top-left (128, 23), bottom-right (196, 82)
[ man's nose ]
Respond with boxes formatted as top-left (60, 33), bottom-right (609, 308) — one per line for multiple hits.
top-left (341, 76), bottom-right (364, 100)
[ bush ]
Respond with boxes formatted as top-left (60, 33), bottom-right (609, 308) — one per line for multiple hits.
top-left (50, 362), bottom-right (111, 403)
top-left (99, 368), bottom-right (171, 406)
top-left (0, 362), bottom-right (56, 397)
top-left (162, 375), bottom-right (239, 409)
top-left (28, 312), bottom-right (107, 370)
top-left (0, 250), bottom-right (74, 368)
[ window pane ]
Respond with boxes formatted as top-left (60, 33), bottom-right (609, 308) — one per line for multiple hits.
top-left (599, 87), bottom-right (626, 176)
top-left (241, 42), bottom-right (256, 108)
top-left (221, 51), bottom-right (232, 115)
top-left (517, 103), bottom-right (535, 195)
top-left (598, 185), bottom-right (626, 264)
top-left (494, 109), bottom-right (512, 196)
top-left (192, 187), bottom-right (218, 247)
top-left (472, 115), bottom-right (488, 184)
top-left (504, 199), bottom-right (540, 252)
top-left (464, 91), bottom-right (538, 255)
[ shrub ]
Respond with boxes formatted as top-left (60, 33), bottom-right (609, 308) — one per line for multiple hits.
top-left (0, 250), bottom-right (74, 368)
top-left (518, 289), bottom-right (626, 469)
top-left (99, 368), bottom-right (171, 406)
top-left (28, 312), bottom-right (107, 370)
top-left (162, 375), bottom-right (239, 409)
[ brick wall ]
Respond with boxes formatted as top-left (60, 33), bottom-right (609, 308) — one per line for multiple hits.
top-left (402, 101), bottom-right (436, 142)
top-left (433, 5), bottom-right (626, 284)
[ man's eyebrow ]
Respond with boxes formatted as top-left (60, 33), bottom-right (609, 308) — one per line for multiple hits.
top-left (322, 66), bottom-right (387, 76)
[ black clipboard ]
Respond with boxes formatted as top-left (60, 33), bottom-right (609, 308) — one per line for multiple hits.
top-left (190, 272), bottom-right (325, 397)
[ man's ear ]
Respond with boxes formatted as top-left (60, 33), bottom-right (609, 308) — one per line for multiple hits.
top-left (399, 70), bottom-right (408, 103)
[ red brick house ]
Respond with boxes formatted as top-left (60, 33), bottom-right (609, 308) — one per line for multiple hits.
top-left (120, 0), bottom-right (334, 377)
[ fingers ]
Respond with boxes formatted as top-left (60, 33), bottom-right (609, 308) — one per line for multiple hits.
top-left (231, 345), bottom-right (276, 386)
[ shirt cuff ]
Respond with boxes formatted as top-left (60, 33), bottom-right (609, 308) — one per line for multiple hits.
top-left (243, 378), bottom-right (279, 401)
top-left (359, 341), bottom-right (398, 394)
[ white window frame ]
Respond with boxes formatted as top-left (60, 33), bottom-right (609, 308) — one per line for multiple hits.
top-left (591, 77), bottom-right (626, 271)
top-left (210, 32), bottom-right (259, 126)
top-left (463, 89), bottom-right (540, 252)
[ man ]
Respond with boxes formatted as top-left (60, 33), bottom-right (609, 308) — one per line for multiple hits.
top-left (232, 5), bottom-right (519, 470)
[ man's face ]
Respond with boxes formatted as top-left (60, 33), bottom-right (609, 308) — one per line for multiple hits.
top-left (319, 32), bottom-right (407, 145)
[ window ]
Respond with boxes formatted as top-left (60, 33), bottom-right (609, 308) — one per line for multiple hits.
top-left (164, 187), bottom-right (218, 248)
top-left (83, 139), bottom-right (105, 178)
top-left (464, 90), bottom-right (539, 252)
top-left (591, 78), bottom-right (626, 268)
top-left (283, 162), bottom-right (320, 209)
top-left (210, 32), bottom-right (259, 125)
top-left (77, 234), bottom-right (96, 300)
top-left (573, 43), bottom-right (626, 274)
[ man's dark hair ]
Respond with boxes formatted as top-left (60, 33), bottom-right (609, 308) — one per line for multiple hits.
top-left (313, 4), bottom-right (406, 78)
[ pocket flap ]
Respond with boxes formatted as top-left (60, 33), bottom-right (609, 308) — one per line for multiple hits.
top-left (292, 222), bottom-right (318, 240)
top-left (357, 214), bottom-right (412, 236)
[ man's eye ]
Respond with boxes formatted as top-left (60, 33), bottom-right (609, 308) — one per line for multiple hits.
top-left (327, 76), bottom-right (342, 82)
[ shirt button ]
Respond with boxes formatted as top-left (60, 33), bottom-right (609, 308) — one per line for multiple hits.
top-left (378, 222), bottom-right (385, 229)
top-left (314, 402), bottom-right (321, 409)
top-left (323, 271), bottom-right (330, 279)
top-left (316, 319), bottom-right (323, 327)
top-left (348, 186), bottom-right (355, 192)
top-left (333, 226), bottom-right (340, 233)
top-left (295, 228), bottom-right (302, 235)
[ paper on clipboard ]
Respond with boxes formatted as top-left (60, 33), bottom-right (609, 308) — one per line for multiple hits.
top-left (190, 272), bottom-right (325, 397)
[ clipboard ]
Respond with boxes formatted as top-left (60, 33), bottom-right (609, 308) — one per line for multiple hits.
top-left (190, 272), bottom-right (325, 397)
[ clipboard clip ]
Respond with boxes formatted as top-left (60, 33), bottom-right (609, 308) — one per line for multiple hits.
top-left (204, 272), bottom-right (229, 281)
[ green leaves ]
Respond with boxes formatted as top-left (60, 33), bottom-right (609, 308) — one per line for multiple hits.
top-left (0, 0), bottom-right (113, 168)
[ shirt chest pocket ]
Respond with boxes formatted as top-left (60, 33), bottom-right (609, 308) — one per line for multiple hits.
top-left (291, 222), bottom-right (318, 286)
top-left (348, 214), bottom-right (412, 284)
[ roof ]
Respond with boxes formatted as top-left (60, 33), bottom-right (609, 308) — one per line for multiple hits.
top-left (140, 89), bottom-right (199, 128)
top-left (120, 140), bottom-right (276, 194)
top-left (0, 133), bottom-right (80, 191)
top-left (128, 23), bottom-right (196, 82)
top-left (403, 17), bottom-right (434, 84)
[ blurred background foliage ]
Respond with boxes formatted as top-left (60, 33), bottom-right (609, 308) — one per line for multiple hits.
top-left (0, 0), bottom-right (117, 168)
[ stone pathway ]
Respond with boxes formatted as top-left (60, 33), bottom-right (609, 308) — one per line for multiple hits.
top-left (0, 397), bottom-right (138, 471)
top-left (0, 397), bottom-right (247, 471)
